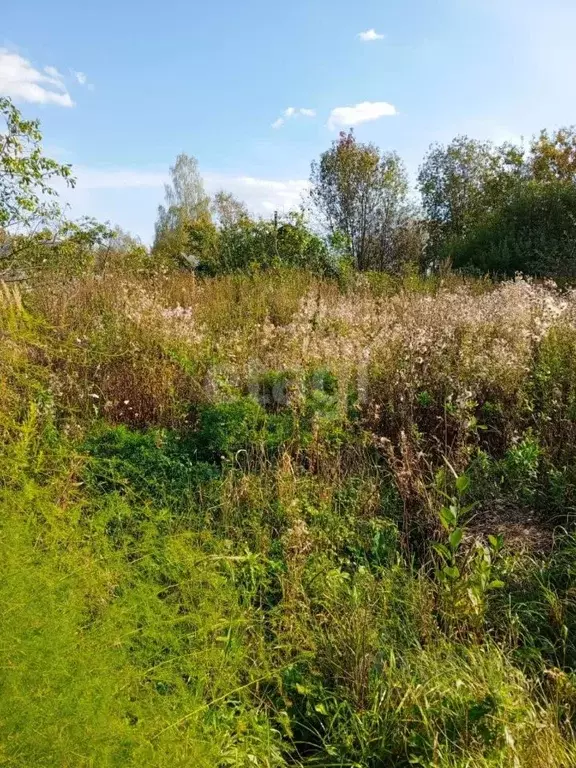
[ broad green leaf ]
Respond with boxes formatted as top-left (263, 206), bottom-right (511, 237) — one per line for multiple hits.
top-left (439, 505), bottom-right (457, 530)
top-left (488, 533), bottom-right (504, 552)
top-left (432, 542), bottom-right (451, 559)
top-left (449, 528), bottom-right (463, 550)
top-left (455, 474), bottom-right (470, 494)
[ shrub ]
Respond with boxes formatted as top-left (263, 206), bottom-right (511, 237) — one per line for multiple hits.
top-left (82, 423), bottom-right (219, 511)
top-left (193, 396), bottom-right (296, 462)
top-left (196, 212), bottom-right (337, 276)
top-left (449, 182), bottom-right (576, 279)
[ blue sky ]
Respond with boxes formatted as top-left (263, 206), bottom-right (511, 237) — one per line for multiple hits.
top-left (2, 0), bottom-right (576, 242)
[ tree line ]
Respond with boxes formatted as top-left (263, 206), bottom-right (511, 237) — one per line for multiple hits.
top-left (3, 94), bottom-right (576, 280)
top-left (153, 126), bottom-right (576, 280)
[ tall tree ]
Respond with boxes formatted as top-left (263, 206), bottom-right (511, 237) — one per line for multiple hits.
top-left (211, 190), bottom-right (249, 229)
top-left (309, 131), bottom-right (414, 271)
top-left (152, 153), bottom-right (210, 267)
top-left (529, 127), bottom-right (576, 184)
top-left (0, 97), bottom-right (74, 230)
top-left (437, 127), bottom-right (576, 278)
top-left (450, 181), bottom-right (576, 279)
top-left (0, 97), bottom-right (75, 278)
top-left (418, 136), bottom-right (524, 267)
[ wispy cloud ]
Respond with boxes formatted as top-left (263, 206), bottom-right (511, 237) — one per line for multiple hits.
top-left (67, 166), bottom-right (308, 212)
top-left (358, 29), bottom-right (385, 42)
top-left (43, 65), bottom-right (63, 79)
top-left (71, 69), bottom-right (95, 90)
top-left (327, 101), bottom-right (397, 129)
top-left (57, 166), bottom-right (310, 243)
top-left (0, 49), bottom-right (73, 107)
top-left (216, 175), bottom-right (309, 211)
top-left (272, 106), bottom-right (316, 129)
top-left (70, 167), bottom-right (167, 189)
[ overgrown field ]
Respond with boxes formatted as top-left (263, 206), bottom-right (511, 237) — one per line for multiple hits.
top-left (3, 269), bottom-right (576, 767)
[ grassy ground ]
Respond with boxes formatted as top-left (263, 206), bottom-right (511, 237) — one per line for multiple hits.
top-left (1, 270), bottom-right (576, 766)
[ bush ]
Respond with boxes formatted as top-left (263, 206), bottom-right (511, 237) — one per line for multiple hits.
top-left (195, 213), bottom-right (337, 276)
top-left (193, 396), bottom-right (296, 462)
top-left (82, 423), bottom-right (219, 510)
top-left (449, 182), bottom-right (576, 279)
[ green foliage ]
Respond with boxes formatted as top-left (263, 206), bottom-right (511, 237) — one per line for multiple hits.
top-left (197, 211), bottom-right (335, 276)
top-left (450, 182), bottom-right (576, 278)
top-left (4, 217), bottom-right (151, 278)
top-left (151, 156), bottom-right (334, 277)
top-left (468, 435), bottom-right (543, 509)
top-left (6, 101), bottom-right (576, 288)
top-left (4, 261), bottom-right (576, 765)
top-left (419, 127), bottom-right (576, 279)
top-left (418, 135), bottom-right (524, 269)
top-left (192, 378), bottom-right (349, 464)
top-left (278, 562), bottom-right (567, 767)
top-left (433, 475), bottom-right (504, 636)
top-left (0, 444), bottom-right (284, 766)
top-left (0, 97), bottom-right (74, 231)
top-left (490, 531), bottom-right (576, 679)
top-left (82, 423), bottom-right (219, 511)
top-left (529, 127), bottom-right (576, 184)
top-left (193, 396), bottom-right (295, 462)
top-left (152, 152), bottom-right (211, 268)
top-left (310, 130), bottom-right (421, 272)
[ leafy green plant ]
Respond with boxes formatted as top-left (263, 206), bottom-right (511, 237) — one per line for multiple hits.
top-left (434, 474), bottom-right (505, 636)
top-left (0, 97), bottom-right (74, 229)
top-left (82, 423), bottom-right (219, 510)
top-left (193, 396), bottom-right (296, 463)
top-left (5, 259), bottom-right (576, 766)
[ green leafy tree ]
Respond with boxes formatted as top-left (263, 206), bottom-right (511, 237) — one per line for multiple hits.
top-left (152, 152), bottom-right (210, 268)
top-left (310, 130), bottom-right (415, 271)
top-left (529, 127), bottom-right (576, 184)
top-left (0, 97), bottom-right (74, 277)
top-left (418, 136), bottom-right (524, 268)
top-left (195, 211), bottom-right (332, 276)
top-left (188, 213), bottom-right (220, 270)
top-left (2, 217), bottom-right (149, 278)
top-left (0, 97), bottom-right (74, 230)
top-left (211, 190), bottom-right (249, 229)
top-left (450, 181), bottom-right (576, 279)
top-left (426, 127), bottom-right (576, 279)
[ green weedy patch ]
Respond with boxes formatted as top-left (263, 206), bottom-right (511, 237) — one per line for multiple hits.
top-left (2, 272), bottom-right (576, 766)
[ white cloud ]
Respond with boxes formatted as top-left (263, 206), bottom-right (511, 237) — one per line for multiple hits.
top-left (58, 166), bottom-right (309, 241)
top-left (358, 29), bottom-right (385, 41)
top-left (214, 175), bottom-right (309, 211)
top-left (71, 167), bottom-right (167, 189)
top-left (43, 65), bottom-right (63, 79)
top-left (69, 166), bottom-right (309, 207)
top-left (0, 49), bottom-right (73, 107)
top-left (327, 101), bottom-right (397, 129)
top-left (271, 106), bottom-right (316, 128)
top-left (73, 70), bottom-right (87, 86)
